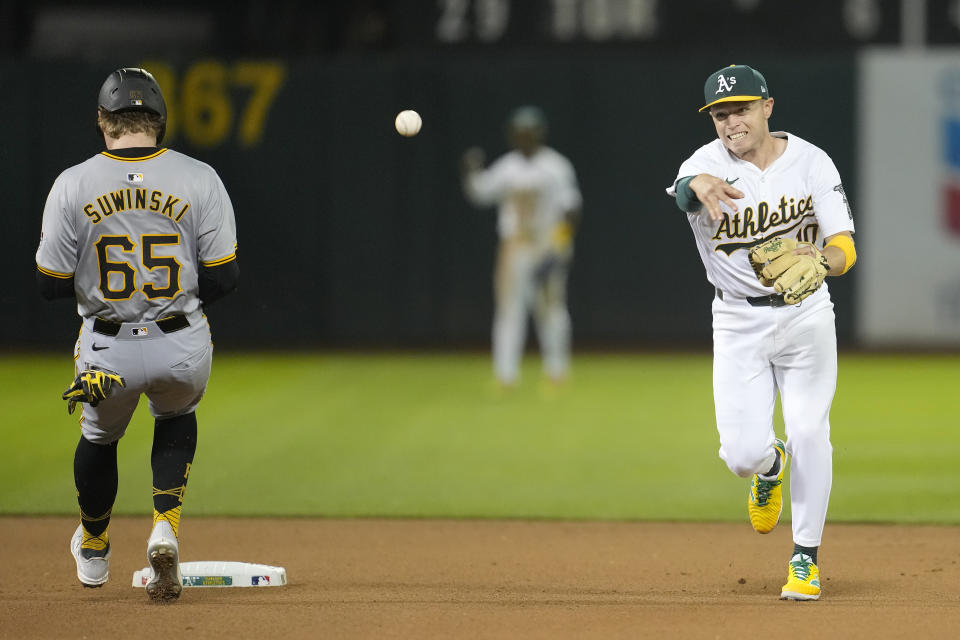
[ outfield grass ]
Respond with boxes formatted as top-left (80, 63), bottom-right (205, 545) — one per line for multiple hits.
top-left (1, 351), bottom-right (957, 523)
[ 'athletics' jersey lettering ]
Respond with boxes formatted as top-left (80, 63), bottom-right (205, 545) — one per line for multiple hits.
top-left (666, 132), bottom-right (855, 298)
top-left (712, 193), bottom-right (816, 254)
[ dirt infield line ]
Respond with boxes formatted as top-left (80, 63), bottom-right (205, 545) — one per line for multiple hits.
top-left (1, 517), bottom-right (956, 639)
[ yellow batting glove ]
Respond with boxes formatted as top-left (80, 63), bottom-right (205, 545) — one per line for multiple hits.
top-left (62, 369), bottom-right (126, 414)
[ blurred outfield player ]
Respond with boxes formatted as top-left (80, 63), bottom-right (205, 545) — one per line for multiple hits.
top-left (461, 106), bottom-right (582, 387)
top-left (666, 65), bottom-right (857, 600)
top-left (36, 68), bottom-right (239, 602)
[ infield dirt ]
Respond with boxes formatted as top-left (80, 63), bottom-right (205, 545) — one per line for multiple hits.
top-left (1, 517), bottom-right (957, 639)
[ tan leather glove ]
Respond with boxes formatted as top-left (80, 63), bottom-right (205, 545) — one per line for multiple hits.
top-left (749, 237), bottom-right (829, 305)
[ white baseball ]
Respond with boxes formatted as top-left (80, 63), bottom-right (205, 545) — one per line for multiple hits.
top-left (395, 110), bottom-right (422, 137)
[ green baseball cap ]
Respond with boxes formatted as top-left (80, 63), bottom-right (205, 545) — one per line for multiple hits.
top-left (508, 105), bottom-right (547, 131)
top-left (699, 65), bottom-right (770, 112)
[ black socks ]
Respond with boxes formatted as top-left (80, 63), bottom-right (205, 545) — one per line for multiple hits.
top-left (793, 544), bottom-right (818, 564)
top-left (151, 412), bottom-right (197, 529)
top-left (74, 437), bottom-right (119, 539)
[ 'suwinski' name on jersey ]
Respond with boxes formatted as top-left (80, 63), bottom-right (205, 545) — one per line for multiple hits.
top-left (83, 188), bottom-right (190, 224)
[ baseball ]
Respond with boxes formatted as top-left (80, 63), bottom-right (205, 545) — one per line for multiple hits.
top-left (395, 110), bottom-right (422, 137)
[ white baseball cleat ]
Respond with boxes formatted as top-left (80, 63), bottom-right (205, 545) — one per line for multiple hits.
top-left (70, 525), bottom-right (111, 587)
top-left (145, 520), bottom-right (182, 603)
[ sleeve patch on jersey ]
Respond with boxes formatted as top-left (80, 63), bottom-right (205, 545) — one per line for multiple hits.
top-left (833, 184), bottom-right (853, 220)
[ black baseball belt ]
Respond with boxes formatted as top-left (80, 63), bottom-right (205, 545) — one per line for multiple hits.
top-left (715, 289), bottom-right (787, 308)
top-left (92, 314), bottom-right (190, 336)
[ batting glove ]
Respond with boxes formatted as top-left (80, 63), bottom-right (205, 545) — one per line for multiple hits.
top-left (62, 369), bottom-right (126, 414)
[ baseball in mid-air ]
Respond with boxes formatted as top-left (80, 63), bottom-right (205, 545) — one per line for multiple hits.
top-left (395, 110), bottom-right (422, 137)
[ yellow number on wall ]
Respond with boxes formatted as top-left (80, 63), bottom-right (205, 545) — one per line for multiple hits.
top-left (139, 59), bottom-right (286, 149)
top-left (141, 62), bottom-right (178, 142)
top-left (233, 62), bottom-right (286, 147)
top-left (181, 60), bottom-right (232, 148)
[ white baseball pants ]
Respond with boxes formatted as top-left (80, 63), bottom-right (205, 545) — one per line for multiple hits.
top-left (493, 241), bottom-right (571, 385)
top-left (712, 285), bottom-right (836, 547)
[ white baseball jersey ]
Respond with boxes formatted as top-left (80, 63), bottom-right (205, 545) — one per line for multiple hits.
top-left (666, 132), bottom-right (854, 297)
top-left (36, 148), bottom-right (237, 322)
top-left (464, 147), bottom-right (581, 249)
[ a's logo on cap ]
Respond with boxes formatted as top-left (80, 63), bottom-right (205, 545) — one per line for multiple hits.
top-left (716, 75), bottom-right (737, 94)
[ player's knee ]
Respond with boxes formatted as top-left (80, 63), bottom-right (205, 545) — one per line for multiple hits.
top-left (80, 421), bottom-right (128, 445)
top-left (784, 424), bottom-right (831, 452)
top-left (720, 446), bottom-right (772, 478)
top-left (725, 461), bottom-right (759, 478)
top-left (155, 410), bottom-right (197, 428)
top-left (78, 430), bottom-right (121, 447)
top-left (153, 411), bottom-right (198, 452)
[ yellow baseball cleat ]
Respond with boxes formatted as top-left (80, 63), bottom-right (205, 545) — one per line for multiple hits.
top-left (748, 439), bottom-right (786, 534)
top-left (781, 553), bottom-right (821, 600)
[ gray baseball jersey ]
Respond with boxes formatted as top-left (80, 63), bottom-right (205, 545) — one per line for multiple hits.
top-left (36, 147), bottom-right (237, 442)
top-left (36, 147), bottom-right (237, 322)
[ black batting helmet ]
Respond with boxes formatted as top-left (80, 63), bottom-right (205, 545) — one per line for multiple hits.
top-left (97, 67), bottom-right (167, 142)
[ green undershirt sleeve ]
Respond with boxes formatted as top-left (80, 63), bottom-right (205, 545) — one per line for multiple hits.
top-left (674, 176), bottom-right (703, 213)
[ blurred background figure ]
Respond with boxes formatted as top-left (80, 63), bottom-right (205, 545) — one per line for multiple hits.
top-left (461, 106), bottom-right (582, 388)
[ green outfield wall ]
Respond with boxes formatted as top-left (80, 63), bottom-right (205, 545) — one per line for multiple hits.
top-left (5, 53), bottom-right (856, 349)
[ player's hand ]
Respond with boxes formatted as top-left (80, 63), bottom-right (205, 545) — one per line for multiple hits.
top-left (461, 147), bottom-right (486, 173)
top-left (62, 369), bottom-right (126, 414)
top-left (688, 174), bottom-right (744, 221)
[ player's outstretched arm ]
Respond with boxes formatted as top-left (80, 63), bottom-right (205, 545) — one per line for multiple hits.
top-left (461, 148), bottom-right (503, 208)
top-left (687, 174), bottom-right (745, 221)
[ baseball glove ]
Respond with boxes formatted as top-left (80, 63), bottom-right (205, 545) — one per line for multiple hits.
top-left (62, 369), bottom-right (125, 414)
top-left (749, 237), bottom-right (830, 305)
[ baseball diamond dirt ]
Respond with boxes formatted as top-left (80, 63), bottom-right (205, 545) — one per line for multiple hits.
top-left (1, 517), bottom-right (957, 639)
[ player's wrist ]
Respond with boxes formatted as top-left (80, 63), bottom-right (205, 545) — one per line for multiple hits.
top-left (824, 235), bottom-right (856, 275)
top-left (674, 176), bottom-right (703, 213)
